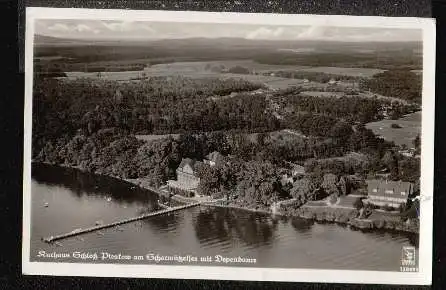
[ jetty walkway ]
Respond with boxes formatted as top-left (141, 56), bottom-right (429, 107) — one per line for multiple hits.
top-left (42, 202), bottom-right (201, 243)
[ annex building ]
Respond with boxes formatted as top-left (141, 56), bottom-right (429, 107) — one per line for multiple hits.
top-left (365, 179), bottom-right (413, 208)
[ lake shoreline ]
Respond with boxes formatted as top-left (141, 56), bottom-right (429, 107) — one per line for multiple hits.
top-left (32, 161), bottom-right (418, 235)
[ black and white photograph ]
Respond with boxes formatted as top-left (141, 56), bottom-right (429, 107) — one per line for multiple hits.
top-left (22, 8), bottom-right (435, 284)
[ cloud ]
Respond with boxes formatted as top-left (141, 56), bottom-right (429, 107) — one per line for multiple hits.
top-left (101, 21), bottom-right (155, 33)
top-left (295, 26), bottom-right (328, 40)
top-left (74, 24), bottom-right (97, 33)
top-left (102, 21), bottom-right (129, 31)
top-left (47, 23), bottom-right (70, 32)
top-left (245, 27), bottom-right (285, 39)
top-left (47, 23), bottom-right (100, 34)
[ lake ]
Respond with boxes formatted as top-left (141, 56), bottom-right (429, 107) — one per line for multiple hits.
top-left (30, 163), bottom-right (418, 271)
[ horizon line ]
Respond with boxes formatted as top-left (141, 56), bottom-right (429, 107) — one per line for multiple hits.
top-left (34, 33), bottom-right (423, 44)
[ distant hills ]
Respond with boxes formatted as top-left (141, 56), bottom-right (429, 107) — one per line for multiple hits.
top-left (33, 33), bottom-right (422, 71)
top-left (34, 34), bottom-right (421, 53)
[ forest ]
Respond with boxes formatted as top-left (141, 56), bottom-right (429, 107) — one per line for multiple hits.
top-left (360, 70), bottom-right (422, 104)
top-left (261, 70), bottom-right (362, 82)
top-left (271, 89), bottom-right (417, 123)
top-left (33, 75), bottom-right (407, 157)
top-left (32, 72), bottom-right (421, 209)
top-left (253, 51), bottom-right (422, 70)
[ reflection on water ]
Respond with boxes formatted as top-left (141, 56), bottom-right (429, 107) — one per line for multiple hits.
top-left (30, 163), bottom-right (419, 271)
top-left (32, 163), bottom-right (159, 210)
top-left (142, 211), bottom-right (181, 232)
top-left (193, 208), bottom-right (277, 247)
top-left (291, 217), bottom-right (314, 233)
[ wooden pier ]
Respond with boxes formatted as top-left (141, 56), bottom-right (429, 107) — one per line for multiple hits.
top-left (42, 202), bottom-right (201, 243)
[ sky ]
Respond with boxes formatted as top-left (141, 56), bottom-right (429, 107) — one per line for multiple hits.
top-left (35, 19), bottom-right (422, 42)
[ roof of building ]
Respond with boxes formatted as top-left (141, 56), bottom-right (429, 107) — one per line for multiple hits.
top-left (178, 158), bottom-right (202, 173)
top-left (205, 151), bottom-right (226, 166)
top-left (366, 179), bottom-right (413, 198)
top-left (206, 151), bottom-right (221, 162)
top-left (292, 164), bottom-right (305, 174)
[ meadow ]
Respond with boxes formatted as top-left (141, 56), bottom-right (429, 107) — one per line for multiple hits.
top-left (365, 111), bottom-right (421, 148)
top-left (56, 59), bottom-right (386, 89)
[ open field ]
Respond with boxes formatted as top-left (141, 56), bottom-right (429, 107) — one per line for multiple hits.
top-left (365, 111), bottom-right (421, 148)
top-left (61, 69), bottom-right (309, 89)
top-left (57, 59), bottom-right (385, 89)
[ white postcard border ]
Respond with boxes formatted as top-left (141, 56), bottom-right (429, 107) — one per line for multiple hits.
top-left (22, 7), bottom-right (436, 285)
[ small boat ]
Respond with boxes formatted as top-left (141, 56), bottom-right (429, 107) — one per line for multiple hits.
top-left (42, 236), bottom-right (52, 243)
top-left (55, 241), bottom-right (63, 247)
top-left (97, 231), bottom-right (104, 236)
top-left (43, 202), bottom-right (49, 208)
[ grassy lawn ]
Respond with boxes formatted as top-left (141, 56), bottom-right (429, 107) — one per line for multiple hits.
top-left (337, 195), bottom-right (360, 208)
top-left (305, 200), bottom-right (328, 207)
top-left (365, 111), bottom-right (421, 148)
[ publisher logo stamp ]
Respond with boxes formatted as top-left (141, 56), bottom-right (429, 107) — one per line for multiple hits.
top-left (400, 246), bottom-right (418, 272)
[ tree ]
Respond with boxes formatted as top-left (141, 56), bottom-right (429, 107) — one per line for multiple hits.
top-left (338, 176), bottom-right (349, 196)
top-left (382, 204), bottom-right (394, 212)
top-left (398, 157), bottom-right (420, 183)
top-left (413, 134), bottom-right (421, 154)
top-left (321, 173), bottom-right (339, 196)
top-left (257, 132), bottom-right (270, 147)
top-left (401, 200), bottom-right (419, 220)
top-left (382, 151), bottom-right (399, 179)
top-left (328, 194), bottom-right (338, 205)
top-left (353, 198), bottom-right (364, 210)
top-left (290, 178), bottom-right (316, 200)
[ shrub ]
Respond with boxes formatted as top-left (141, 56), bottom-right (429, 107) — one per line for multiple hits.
top-left (382, 204), bottom-right (394, 212)
top-left (328, 194), bottom-right (338, 205)
top-left (353, 197), bottom-right (364, 210)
